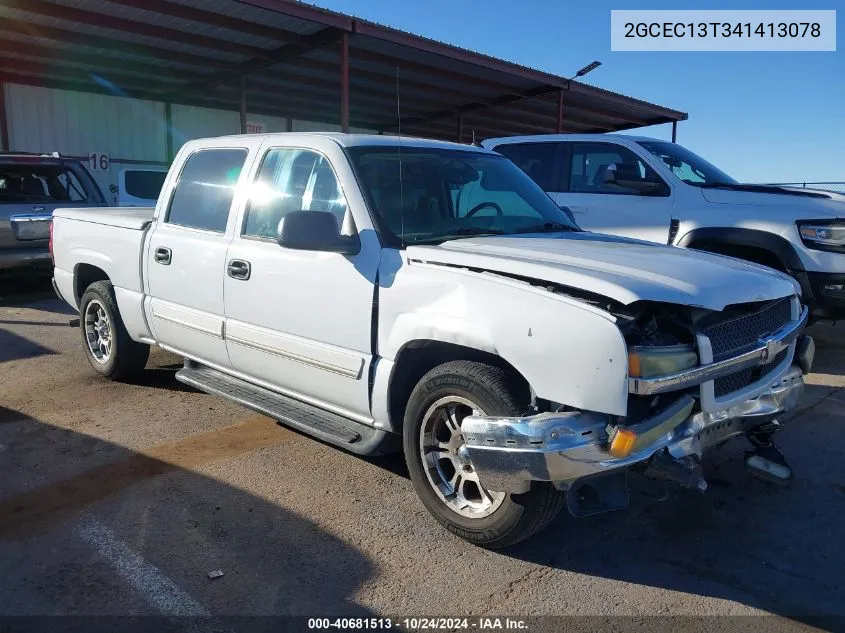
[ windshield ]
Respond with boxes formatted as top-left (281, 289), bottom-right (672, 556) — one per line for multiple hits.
top-left (347, 146), bottom-right (579, 245)
top-left (637, 141), bottom-right (737, 187)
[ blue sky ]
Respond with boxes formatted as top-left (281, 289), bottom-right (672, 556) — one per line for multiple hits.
top-left (309, 0), bottom-right (842, 184)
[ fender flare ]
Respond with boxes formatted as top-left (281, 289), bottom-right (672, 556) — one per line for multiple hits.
top-left (676, 227), bottom-right (805, 272)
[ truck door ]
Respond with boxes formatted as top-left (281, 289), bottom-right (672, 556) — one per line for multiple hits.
top-left (222, 142), bottom-right (380, 418)
top-left (555, 142), bottom-right (674, 243)
top-left (144, 141), bottom-right (256, 368)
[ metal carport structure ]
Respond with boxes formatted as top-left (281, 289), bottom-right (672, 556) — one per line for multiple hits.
top-left (0, 0), bottom-right (687, 155)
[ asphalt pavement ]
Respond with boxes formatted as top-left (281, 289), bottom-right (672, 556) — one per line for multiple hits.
top-left (1, 282), bottom-right (843, 632)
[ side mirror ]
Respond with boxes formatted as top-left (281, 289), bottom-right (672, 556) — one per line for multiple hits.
top-left (278, 211), bottom-right (360, 255)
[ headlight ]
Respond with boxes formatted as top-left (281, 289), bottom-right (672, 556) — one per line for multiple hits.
top-left (628, 345), bottom-right (698, 378)
top-left (797, 221), bottom-right (845, 249)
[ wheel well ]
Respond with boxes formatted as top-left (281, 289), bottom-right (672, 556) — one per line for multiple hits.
top-left (387, 341), bottom-right (531, 431)
top-left (689, 241), bottom-right (787, 272)
top-left (74, 264), bottom-right (110, 306)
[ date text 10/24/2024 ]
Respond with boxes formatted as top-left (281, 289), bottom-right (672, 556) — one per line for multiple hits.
top-left (307, 618), bottom-right (529, 631)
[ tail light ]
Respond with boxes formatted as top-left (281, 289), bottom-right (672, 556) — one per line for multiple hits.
top-left (49, 219), bottom-right (54, 262)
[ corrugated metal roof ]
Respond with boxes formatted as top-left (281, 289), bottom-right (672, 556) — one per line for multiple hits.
top-left (0, 0), bottom-right (687, 140)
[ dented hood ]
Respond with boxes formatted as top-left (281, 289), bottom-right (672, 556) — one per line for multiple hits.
top-left (405, 232), bottom-right (798, 311)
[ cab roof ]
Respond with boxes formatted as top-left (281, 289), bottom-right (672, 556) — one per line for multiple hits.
top-left (211, 132), bottom-right (496, 153)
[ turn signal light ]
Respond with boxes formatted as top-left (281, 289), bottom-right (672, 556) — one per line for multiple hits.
top-left (609, 427), bottom-right (637, 458)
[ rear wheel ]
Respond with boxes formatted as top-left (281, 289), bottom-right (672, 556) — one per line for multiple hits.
top-left (80, 281), bottom-right (149, 380)
top-left (403, 360), bottom-right (565, 548)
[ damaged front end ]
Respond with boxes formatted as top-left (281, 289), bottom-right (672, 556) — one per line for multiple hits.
top-left (461, 295), bottom-right (814, 517)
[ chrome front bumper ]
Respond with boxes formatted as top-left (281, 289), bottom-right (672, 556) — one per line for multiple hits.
top-left (462, 365), bottom-right (806, 494)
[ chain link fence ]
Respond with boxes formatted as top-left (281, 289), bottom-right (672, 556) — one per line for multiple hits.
top-left (766, 182), bottom-right (845, 195)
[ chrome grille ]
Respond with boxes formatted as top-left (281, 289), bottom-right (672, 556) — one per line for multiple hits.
top-left (704, 297), bottom-right (792, 398)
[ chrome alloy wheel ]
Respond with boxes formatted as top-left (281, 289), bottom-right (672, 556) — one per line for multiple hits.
top-left (84, 299), bottom-right (112, 364)
top-left (419, 396), bottom-right (506, 518)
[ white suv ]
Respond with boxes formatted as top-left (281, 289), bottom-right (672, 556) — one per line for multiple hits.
top-left (483, 135), bottom-right (845, 321)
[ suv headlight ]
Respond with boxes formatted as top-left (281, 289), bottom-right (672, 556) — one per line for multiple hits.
top-left (628, 345), bottom-right (698, 378)
top-left (797, 220), bottom-right (845, 250)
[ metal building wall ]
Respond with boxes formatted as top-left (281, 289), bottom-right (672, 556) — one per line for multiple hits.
top-left (3, 83), bottom-right (377, 203)
top-left (4, 83), bottom-right (167, 197)
top-left (170, 105), bottom-right (292, 149)
top-left (170, 104), bottom-right (240, 148)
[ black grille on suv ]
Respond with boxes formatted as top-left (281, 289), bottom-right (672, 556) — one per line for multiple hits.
top-left (704, 297), bottom-right (792, 398)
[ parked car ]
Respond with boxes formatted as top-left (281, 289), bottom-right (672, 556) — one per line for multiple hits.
top-left (482, 135), bottom-right (845, 321)
top-left (0, 152), bottom-right (105, 272)
top-left (52, 133), bottom-right (814, 547)
top-left (117, 166), bottom-right (168, 207)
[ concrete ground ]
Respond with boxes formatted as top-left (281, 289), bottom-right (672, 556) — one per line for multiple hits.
top-left (1, 280), bottom-right (843, 631)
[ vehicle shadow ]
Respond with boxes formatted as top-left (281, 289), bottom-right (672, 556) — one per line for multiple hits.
top-left (0, 328), bottom-right (56, 363)
top-left (0, 319), bottom-right (74, 327)
top-left (807, 322), bottom-right (845, 377)
top-left (0, 273), bottom-right (56, 307)
top-left (503, 347), bottom-right (845, 628)
top-left (0, 406), bottom-right (378, 621)
top-left (129, 361), bottom-right (200, 393)
top-left (503, 458), bottom-right (844, 628)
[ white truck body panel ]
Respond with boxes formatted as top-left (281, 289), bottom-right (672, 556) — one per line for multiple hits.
top-left (406, 235), bottom-right (798, 311)
top-left (52, 132), bottom-right (806, 427)
top-left (54, 206), bottom-right (155, 231)
top-left (377, 252), bottom-right (631, 417)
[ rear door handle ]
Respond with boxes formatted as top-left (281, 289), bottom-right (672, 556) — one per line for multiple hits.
top-left (227, 259), bottom-right (251, 280)
top-left (154, 247), bottom-right (172, 265)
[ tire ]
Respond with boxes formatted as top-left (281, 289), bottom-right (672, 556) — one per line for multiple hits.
top-left (403, 360), bottom-right (565, 548)
top-left (79, 280), bottom-right (149, 380)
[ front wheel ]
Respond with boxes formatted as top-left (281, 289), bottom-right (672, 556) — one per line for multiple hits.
top-left (403, 360), bottom-right (565, 548)
top-left (79, 281), bottom-right (149, 380)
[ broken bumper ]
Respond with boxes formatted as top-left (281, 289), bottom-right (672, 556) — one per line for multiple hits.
top-left (462, 364), bottom-right (806, 494)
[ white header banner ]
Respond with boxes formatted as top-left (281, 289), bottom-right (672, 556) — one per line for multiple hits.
top-left (611, 10), bottom-right (836, 51)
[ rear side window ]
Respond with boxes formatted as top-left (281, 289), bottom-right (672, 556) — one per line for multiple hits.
top-left (166, 149), bottom-right (247, 232)
top-left (494, 142), bottom-right (560, 191)
top-left (124, 170), bottom-right (168, 200)
top-left (0, 163), bottom-right (97, 204)
top-left (568, 142), bottom-right (665, 195)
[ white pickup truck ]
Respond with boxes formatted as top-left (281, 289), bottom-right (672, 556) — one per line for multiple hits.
top-left (52, 133), bottom-right (815, 547)
top-left (483, 134), bottom-right (845, 322)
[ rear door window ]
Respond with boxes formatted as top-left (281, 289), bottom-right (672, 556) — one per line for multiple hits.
top-left (0, 163), bottom-right (97, 204)
top-left (494, 142), bottom-right (562, 191)
top-left (166, 149), bottom-right (247, 233)
top-left (243, 148), bottom-right (348, 239)
top-left (567, 142), bottom-right (665, 195)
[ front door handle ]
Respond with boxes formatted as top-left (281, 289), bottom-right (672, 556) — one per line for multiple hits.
top-left (227, 259), bottom-right (251, 280)
top-left (154, 247), bottom-right (172, 265)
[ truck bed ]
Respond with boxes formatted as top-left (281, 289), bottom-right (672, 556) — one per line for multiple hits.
top-left (52, 206), bottom-right (155, 343)
top-left (53, 206), bottom-right (154, 230)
